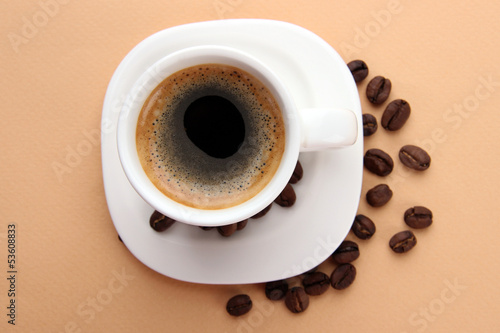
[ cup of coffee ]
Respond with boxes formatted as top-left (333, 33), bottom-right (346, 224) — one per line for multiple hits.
top-left (117, 45), bottom-right (357, 226)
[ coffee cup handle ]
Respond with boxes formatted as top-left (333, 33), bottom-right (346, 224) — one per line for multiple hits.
top-left (298, 108), bottom-right (358, 152)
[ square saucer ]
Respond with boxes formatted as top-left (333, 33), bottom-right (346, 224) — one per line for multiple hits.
top-left (101, 19), bottom-right (363, 284)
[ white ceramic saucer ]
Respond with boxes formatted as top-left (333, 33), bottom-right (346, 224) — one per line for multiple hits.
top-left (101, 19), bottom-right (363, 284)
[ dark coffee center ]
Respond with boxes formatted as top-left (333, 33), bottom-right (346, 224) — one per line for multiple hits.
top-left (184, 95), bottom-right (245, 159)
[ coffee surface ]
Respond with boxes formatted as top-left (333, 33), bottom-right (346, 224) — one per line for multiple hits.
top-left (136, 64), bottom-right (285, 209)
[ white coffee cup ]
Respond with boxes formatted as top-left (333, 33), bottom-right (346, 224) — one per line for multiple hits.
top-left (117, 45), bottom-right (357, 226)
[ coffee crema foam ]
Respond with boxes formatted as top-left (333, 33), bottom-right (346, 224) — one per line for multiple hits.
top-left (136, 64), bottom-right (285, 209)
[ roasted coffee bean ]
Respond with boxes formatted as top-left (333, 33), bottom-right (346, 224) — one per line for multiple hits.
top-left (364, 148), bottom-right (394, 176)
top-left (199, 226), bottom-right (214, 231)
top-left (404, 206), bottom-right (433, 229)
top-left (226, 294), bottom-right (252, 316)
top-left (118, 235), bottom-right (123, 242)
top-left (236, 219), bottom-right (248, 230)
top-left (399, 145), bottom-right (431, 171)
top-left (331, 240), bottom-right (360, 264)
top-left (366, 184), bottom-right (393, 207)
top-left (389, 230), bottom-right (417, 253)
top-left (265, 280), bottom-right (289, 300)
top-left (330, 263), bottom-right (356, 290)
top-left (274, 184), bottom-right (296, 207)
top-left (362, 113), bottom-right (378, 136)
top-left (347, 60), bottom-right (369, 83)
top-left (251, 204), bottom-right (272, 219)
top-left (381, 99), bottom-right (411, 131)
top-left (285, 287), bottom-right (309, 313)
top-left (149, 210), bottom-right (176, 232)
top-left (289, 160), bottom-right (304, 184)
top-left (302, 272), bottom-right (330, 296)
top-left (217, 223), bottom-right (238, 237)
top-left (366, 76), bottom-right (391, 104)
top-left (352, 214), bottom-right (376, 240)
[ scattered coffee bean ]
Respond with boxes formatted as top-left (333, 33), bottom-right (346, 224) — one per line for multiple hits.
top-left (217, 223), bottom-right (238, 237)
top-left (236, 219), bottom-right (248, 230)
top-left (289, 160), bottom-right (304, 184)
top-left (362, 113), bottom-right (378, 136)
top-left (149, 210), bottom-right (176, 232)
top-left (366, 184), bottom-right (393, 207)
top-left (366, 76), bottom-right (391, 104)
top-left (199, 226), bottom-right (214, 231)
top-left (330, 263), bottom-right (356, 290)
top-left (251, 204), bottom-right (272, 219)
top-left (389, 230), bottom-right (417, 253)
top-left (302, 272), bottom-right (330, 296)
top-left (265, 280), bottom-right (289, 300)
top-left (364, 148), bottom-right (394, 176)
top-left (274, 184), bottom-right (296, 207)
top-left (404, 206), bottom-right (433, 229)
top-left (352, 214), bottom-right (376, 240)
top-left (331, 240), bottom-right (360, 264)
top-left (347, 60), bottom-right (369, 83)
top-left (399, 145), bottom-right (431, 171)
top-left (285, 287), bottom-right (309, 313)
top-left (118, 234), bottom-right (123, 242)
top-left (381, 99), bottom-right (411, 131)
top-left (226, 294), bottom-right (252, 316)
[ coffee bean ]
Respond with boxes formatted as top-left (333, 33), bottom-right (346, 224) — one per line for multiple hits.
top-left (289, 160), bottom-right (303, 184)
top-left (330, 263), bottom-right (356, 290)
top-left (118, 234), bottom-right (123, 243)
top-left (331, 240), bottom-right (360, 264)
top-left (285, 287), bottom-right (309, 313)
top-left (236, 219), bottom-right (248, 230)
top-left (302, 272), bottom-right (330, 296)
top-left (362, 113), bottom-right (378, 136)
top-left (366, 184), bottom-right (393, 207)
top-left (226, 294), bottom-right (252, 316)
top-left (389, 230), bottom-right (417, 253)
top-left (381, 99), bottom-right (411, 131)
top-left (251, 204), bottom-right (273, 219)
top-left (217, 223), bottom-right (238, 237)
top-left (265, 280), bottom-right (288, 300)
top-left (274, 184), bottom-right (296, 207)
top-left (364, 148), bottom-right (394, 176)
top-left (399, 145), bottom-right (431, 171)
top-left (366, 76), bottom-right (391, 104)
top-left (404, 206), bottom-right (433, 229)
top-left (352, 214), bottom-right (376, 240)
top-left (199, 226), bottom-right (214, 231)
top-left (347, 60), bottom-right (369, 83)
top-left (149, 210), bottom-right (175, 232)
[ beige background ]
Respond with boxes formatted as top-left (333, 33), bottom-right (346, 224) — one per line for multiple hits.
top-left (1, 0), bottom-right (500, 332)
